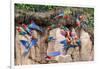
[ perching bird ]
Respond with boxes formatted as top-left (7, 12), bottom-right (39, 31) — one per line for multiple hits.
top-left (28, 21), bottom-right (43, 32)
top-left (20, 39), bottom-right (38, 56)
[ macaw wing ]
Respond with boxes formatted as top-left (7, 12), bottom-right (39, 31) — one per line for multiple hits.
top-left (23, 39), bottom-right (38, 56)
top-left (76, 39), bottom-right (81, 46)
top-left (60, 40), bottom-right (68, 48)
top-left (20, 27), bottom-right (25, 32)
top-left (60, 40), bottom-right (67, 45)
top-left (19, 32), bottom-right (27, 35)
top-left (29, 39), bottom-right (38, 48)
top-left (23, 48), bottom-right (30, 57)
top-left (26, 28), bottom-right (31, 33)
top-left (20, 40), bottom-right (29, 48)
top-left (28, 22), bottom-right (42, 32)
top-left (48, 52), bottom-right (61, 56)
top-left (28, 22), bottom-right (37, 29)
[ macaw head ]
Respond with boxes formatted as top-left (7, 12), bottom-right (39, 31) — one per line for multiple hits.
top-left (16, 27), bottom-right (21, 32)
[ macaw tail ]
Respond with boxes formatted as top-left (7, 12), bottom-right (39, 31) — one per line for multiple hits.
top-left (22, 48), bottom-right (30, 57)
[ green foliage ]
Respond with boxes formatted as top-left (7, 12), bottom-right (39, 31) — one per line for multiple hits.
top-left (15, 3), bottom-right (94, 30)
top-left (15, 3), bottom-right (56, 12)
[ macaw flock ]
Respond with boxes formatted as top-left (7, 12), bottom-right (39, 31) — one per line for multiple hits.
top-left (15, 8), bottom-right (94, 65)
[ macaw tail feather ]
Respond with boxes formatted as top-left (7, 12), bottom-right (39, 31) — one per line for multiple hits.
top-left (23, 48), bottom-right (30, 57)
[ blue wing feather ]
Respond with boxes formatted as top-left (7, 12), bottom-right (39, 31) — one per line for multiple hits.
top-left (60, 40), bottom-right (68, 48)
top-left (48, 52), bottom-right (61, 56)
top-left (60, 40), bottom-right (67, 45)
top-left (20, 40), bottom-right (29, 48)
top-left (29, 39), bottom-right (38, 48)
top-left (28, 22), bottom-right (43, 32)
top-left (20, 32), bottom-right (27, 35)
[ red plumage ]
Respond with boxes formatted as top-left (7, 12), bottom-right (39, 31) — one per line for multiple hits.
top-left (76, 21), bottom-right (80, 27)
top-left (17, 27), bottom-right (21, 32)
top-left (46, 56), bottom-right (52, 59)
top-left (63, 15), bottom-right (69, 19)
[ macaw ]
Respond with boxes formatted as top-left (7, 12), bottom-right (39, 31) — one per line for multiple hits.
top-left (22, 24), bottom-right (31, 35)
top-left (20, 39), bottom-right (38, 56)
top-left (67, 39), bottom-right (81, 49)
top-left (28, 21), bottom-right (43, 32)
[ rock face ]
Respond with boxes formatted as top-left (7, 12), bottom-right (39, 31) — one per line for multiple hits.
top-left (15, 29), bottom-right (28, 65)
top-left (15, 28), bottom-right (93, 65)
top-left (47, 28), bottom-right (74, 62)
top-left (55, 55), bottom-right (72, 63)
top-left (80, 29), bottom-right (92, 61)
top-left (47, 28), bottom-right (66, 56)
top-left (72, 47), bottom-right (80, 61)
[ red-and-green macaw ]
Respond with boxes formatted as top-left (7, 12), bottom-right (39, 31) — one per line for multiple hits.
top-left (16, 27), bottom-right (27, 35)
top-left (22, 24), bottom-right (31, 35)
